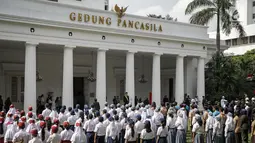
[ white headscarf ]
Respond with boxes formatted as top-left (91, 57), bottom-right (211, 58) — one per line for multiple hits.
top-left (71, 122), bottom-right (86, 143)
top-left (225, 112), bottom-right (233, 125)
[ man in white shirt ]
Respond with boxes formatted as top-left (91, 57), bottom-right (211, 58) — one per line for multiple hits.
top-left (135, 115), bottom-right (144, 139)
top-left (42, 103), bottom-right (51, 118)
top-left (84, 114), bottom-right (95, 143)
top-left (94, 117), bottom-right (106, 143)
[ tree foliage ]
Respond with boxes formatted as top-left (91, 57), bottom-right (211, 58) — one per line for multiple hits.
top-left (185, 0), bottom-right (245, 52)
top-left (206, 50), bottom-right (255, 101)
top-left (147, 14), bottom-right (178, 21)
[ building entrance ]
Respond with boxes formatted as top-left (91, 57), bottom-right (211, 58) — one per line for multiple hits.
top-left (73, 77), bottom-right (85, 108)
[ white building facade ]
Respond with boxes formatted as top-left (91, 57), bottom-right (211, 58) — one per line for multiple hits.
top-left (209, 0), bottom-right (255, 55)
top-left (0, 0), bottom-right (223, 110)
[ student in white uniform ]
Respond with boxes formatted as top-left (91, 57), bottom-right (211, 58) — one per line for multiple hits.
top-left (12, 122), bottom-right (30, 143)
top-left (65, 107), bottom-right (72, 118)
top-left (47, 125), bottom-right (61, 143)
top-left (152, 107), bottom-right (164, 131)
top-left (26, 119), bottom-right (38, 133)
top-left (103, 113), bottom-right (111, 127)
top-left (4, 122), bottom-right (15, 143)
top-left (140, 120), bottom-right (155, 143)
top-left (166, 112), bottom-right (176, 143)
top-left (93, 112), bottom-right (100, 125)
top-left (94, 117), bottom-right (106, 143)
top-left (42, 104), bottom-right (51, 118)
top-left (175, 112), bottom-right (185, 143)
top-left (71, 122), bottom-right (86, 143)
top-left (104, 102), bottom-right (110, 112)
top-left (113, 115), bottom-right (121, 141)
top-left (124, 120), bottom-right (137, 143)
top-left (67, 111), bottom-right (77, 131)
top-left (26, 106), bottom-right (37, 120)
top-left (106, 117), bottom-right (118, 143)
top-left (28, 129), bottom-right (43, 143)
top-left (205, 112), bottom-right (214, 143)
top-left (38, 121), bottom-right (50, 143)
top-left (213, 116), bottom-right (223, 143)
top-left (135, 115), bottom-right (144, 143)
top-left (83, 114), bottom-right (95, 143)
top-left (225, 112), bottom-right (235, 143)
top-left (128, 107), bottom-right (136, 122)
top-left (156, 118), bottom-right (168, 143)
top-left (120, 113), bottom-right (128, 143)
top-left (58, 108), bottom-right (68, 130)
top-left (60, 121), bottom-right (74, 143)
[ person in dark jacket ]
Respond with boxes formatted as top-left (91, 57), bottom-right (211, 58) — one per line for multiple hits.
top-left (93, 98), bottom-right (100, 111)
top-left (240, 109), bottom-right (249, 143)
top-left (124, 92), bottom-right (129, 105)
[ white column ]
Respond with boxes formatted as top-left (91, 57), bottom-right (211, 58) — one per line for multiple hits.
top-left (62, 46), bottom-right (75, 108)
top-left (197, 57), bottom-right (205, 109)
top-left (152, 53), bottom-right (162, 106)
top-left (125, 51), bottom-right (136, 106)
top-left (24, 42), bottom-right (37, 112)
top-left (175, 55), bottom-right (185, 104)
top-left (184, 57), bottom-right (195, 98)
top-left (96, 48), bottom-right (108, 109)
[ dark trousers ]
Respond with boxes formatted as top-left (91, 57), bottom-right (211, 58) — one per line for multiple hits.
top-left (96, 136), bottom-right (105, 143)
top-left (86, 132), bottom-right (95, 143)
top-left (241, 130), bottom-right (248, 143)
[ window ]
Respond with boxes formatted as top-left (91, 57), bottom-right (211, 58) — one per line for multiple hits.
top-left (250, 36), bottom-right (255, 43)
top-left (253, 1), bottom-right (255, 6)
top-left (11, 76), bottom-right (24, 102)
top-left (232, 39), bottom-right (237, 46)
top-left (225, 40), bottom-right (231, 46)
top-left (105, 0), bottom-right (109, 10)
top-left (11, 77), bottom-right (18, 102)
top-left (253, 14), bottom-right (255, 19)
top-left (242, 37), bottom-right (248, 44)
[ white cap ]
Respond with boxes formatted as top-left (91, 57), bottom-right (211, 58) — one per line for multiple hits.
top-left (245, 97), bottom-right (249, 101)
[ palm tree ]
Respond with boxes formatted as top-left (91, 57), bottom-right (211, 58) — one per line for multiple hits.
top-left (185, 0), bottom-right (245, 53)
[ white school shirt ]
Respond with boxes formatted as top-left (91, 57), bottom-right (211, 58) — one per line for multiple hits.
top-left (103, 119), bottom-right (110, 128)
top-left (115, 121), bottom-right (122, 135)
top-left (224, 116), bottom-right (235, 137)
top-left (4, 124), bottom-right (15, 143)
top-left (127, 111), bottom-right (136, 121)
top-left (93, 118), bottom-right (99, 125)
top-left (120, 118), bottom-right (128, 130)
top-left (156, 126), bottom-right (168, 137)
top-left (12, 129), bottom-right (30, 143)
top-left (124, 128), bottom-right (138, 142)
top-left (67, 116), bottom-right (77, 125)
top-left (28, 137), bottom-right (43, 143)
top-left (106, 122), bottom-right (118, 140)
top-left (60, 129), bottom-right (74, 141)
top-left (135, 121), bottom-right (144, 134)
top-left (175, 116), bottom-right (184, 130)
top-left (26, 123), bottom-right (38, 133)
top-left (140, 129), bottom-right (155, 140)
top-left (65, 112), bottom-right (71, 118)
top-left (42, 108), bottom-right (51, 118)
top-left (192, 122), bottom-right (200, 133)
top-left (116, 108), bottom-right (122, 115)
top-left (83, 120), bottom-right (95, 132)
top-left (213, 120), bottom-right (221, 135)
top-left (26, 112), bottom-right (37, 120)
top-left (152, 112), bottom-right (164, 126)
top-left (166, 116), bottom-right (176, 129)
top-left (38, 129), bottom-right (50, 143)
top-left (205, 116), bottom-right (214, 132)
top-left (94, 122), bottom-right (106, 136)
top-left (58, 113), bottom-right (68, 125)
top-left (47, 133), bottom-right (61, 143)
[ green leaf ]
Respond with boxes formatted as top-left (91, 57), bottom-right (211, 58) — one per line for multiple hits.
top-left (189, 8), bottom-right (216, 25)
top-left (185, 0), bottom-right (215, 15)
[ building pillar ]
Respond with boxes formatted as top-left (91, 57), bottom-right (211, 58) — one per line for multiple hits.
top-left (152, 53), bottom-right (162, 106)
top-left (125, 51), bottom-right (136, 106)
top-left (62, 46), bottom-right (75, 108)
top-left (96, 48), bottom-right (108, 109)
top-left (197, 57), bottom-right (205, 108)
top-left (184, 57), bottom-right (195, 98)
top-left (24, 42), bottom-right (37, 112)
top-left (175, 55), bottom-right (185, 104)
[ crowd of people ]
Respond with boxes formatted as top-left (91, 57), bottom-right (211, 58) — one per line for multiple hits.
top-left (0, 95), bottom-right (254, 143)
